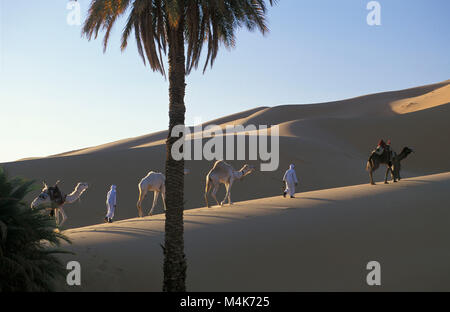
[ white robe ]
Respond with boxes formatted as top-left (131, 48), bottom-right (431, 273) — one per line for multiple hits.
top-left (283, 165), bottom-right (299, 197)
top-left (106, 185), bottom-right (117, 219)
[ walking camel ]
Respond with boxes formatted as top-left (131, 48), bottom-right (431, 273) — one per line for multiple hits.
top-left (205, 160), bottom-right (256, 207)
top-left (31, 181), bottom-right (89, 227)
top-left (137, 169), bottom-right (190, 217)
top-left (366, 146), bottom-right (413, 185)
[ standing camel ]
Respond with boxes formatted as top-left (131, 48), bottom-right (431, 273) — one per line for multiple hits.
top-left (204, 160), bottom-right (255, 207)
top-left (31, 181), bottom-right (89, 227)
top-left (137, 172), bottom-right (166, 217)
top-left (366, 146), bottom-right (395, 185)
top-left (366, 146), bottom-right (414, 185)
top-left (137, 169), bottom-right (190, 217)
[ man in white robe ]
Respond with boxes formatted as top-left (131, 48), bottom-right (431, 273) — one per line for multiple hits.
top-left (283, 164), bottom-right (298, 198)
top-left (105, 185), bottom-right (117, 223)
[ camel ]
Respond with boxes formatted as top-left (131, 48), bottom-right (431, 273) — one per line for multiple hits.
top-left (204, 160), bottom-right (256, 207)
top-left (137, 169), bottom-right (190, 217)
top-left (366, 146), bottom-right (413, 185)
top-left (137, 172), bottom-right (166, 217)
top-left (31, 181), bottom-right (89, 227)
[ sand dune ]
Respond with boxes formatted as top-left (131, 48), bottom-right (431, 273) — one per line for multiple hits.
top-left (56, 172), bottom-right (450, 291)
top-left (2, 80), bottom-right (450, 291)
top-left (48, 107), bottom-right (268, 157)
top-left (391, 82), bottom-right (450, 114)
top-left (2, 80), bottom-right (449, 231)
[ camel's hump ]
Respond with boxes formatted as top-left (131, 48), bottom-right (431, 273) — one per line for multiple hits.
top-left (210, 160), bottom-right (234, 175)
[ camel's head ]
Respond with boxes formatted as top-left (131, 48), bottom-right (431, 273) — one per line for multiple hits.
top-left (74, 182), bottom-right (89, 195)
top-left (30, 181), bottom-right (52, 209)
top-left (402, 147), bottom-right (414, 156)
top-left (240, 164), bottom-right (256, 178)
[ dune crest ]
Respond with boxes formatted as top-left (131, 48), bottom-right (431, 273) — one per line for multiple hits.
top-left (390, 82), bottom-right (450, 114)
top-left (2, 80), bottom-right (450, 230)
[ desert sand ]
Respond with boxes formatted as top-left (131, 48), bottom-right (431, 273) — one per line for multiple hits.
top-left (57, 173), bottom-right (450, 291)
top-left (2, 79), bottom-right (450, 291)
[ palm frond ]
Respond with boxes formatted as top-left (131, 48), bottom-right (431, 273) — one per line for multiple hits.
top-left (0, 167), bottom-right (71, 291)
top-left (83, 0), bottom-right (277, 75)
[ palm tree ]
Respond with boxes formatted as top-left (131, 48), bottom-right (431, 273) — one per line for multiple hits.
top-left (0, 167), bottom-right (71, 291)
top-left (82, 0), bottom-right (277, 292)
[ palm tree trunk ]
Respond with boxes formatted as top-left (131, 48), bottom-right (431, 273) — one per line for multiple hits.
top-left (163, 14), bottom-right (187, 292)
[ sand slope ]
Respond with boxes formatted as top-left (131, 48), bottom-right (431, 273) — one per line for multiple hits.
top-left (391, 83), bottom-right (450, 114)
top-left (57, 172), bottom-right (450, 291)
top-left (2, 80), bottom-right (450, 291)
top-left (2, 80), bottom-right (450, 230)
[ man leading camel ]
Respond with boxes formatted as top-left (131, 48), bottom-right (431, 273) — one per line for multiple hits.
top-left (283, 164), bottom-right (299, 198)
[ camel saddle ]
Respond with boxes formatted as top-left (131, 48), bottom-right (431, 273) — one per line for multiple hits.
top-left (47, 185), bottom-right (66, 206)
top-left (370, 146), bottom-right (393, 163)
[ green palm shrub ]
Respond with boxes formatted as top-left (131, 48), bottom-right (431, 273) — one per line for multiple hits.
top-left (0, 167), bottom-right (71, 291)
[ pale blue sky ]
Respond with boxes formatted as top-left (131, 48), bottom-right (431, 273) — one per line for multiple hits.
top-left (0, 0), bottom-right (449, 163)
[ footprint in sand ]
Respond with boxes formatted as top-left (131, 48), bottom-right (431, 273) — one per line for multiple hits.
top-left (98, 259), bottom-right (109, 271)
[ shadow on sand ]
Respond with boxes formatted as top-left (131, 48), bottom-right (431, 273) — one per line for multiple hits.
top-left (67, 226), bottom-right (163, 238)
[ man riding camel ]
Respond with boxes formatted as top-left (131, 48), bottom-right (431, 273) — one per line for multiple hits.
top-left (374, 139), bottom-right (393, 162)
top-left (47, 183), bottom-right (65, 217)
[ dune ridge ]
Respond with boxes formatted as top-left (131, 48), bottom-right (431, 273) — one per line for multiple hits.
top-left (3, 79), bottom-right (450, 291)
top-left (2, 79), bottom-right (449, 230)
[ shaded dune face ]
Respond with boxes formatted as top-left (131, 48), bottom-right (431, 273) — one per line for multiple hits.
top-left (3, 80), bottom-right (450, 229)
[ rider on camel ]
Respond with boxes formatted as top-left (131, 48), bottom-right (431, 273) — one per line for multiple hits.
top-left (374, 139), bottom-right (392, 161)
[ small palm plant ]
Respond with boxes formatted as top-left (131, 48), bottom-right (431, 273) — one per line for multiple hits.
top-left (0, 167), bottom-right (71, 291)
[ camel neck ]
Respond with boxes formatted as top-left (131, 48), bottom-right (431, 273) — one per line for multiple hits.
top-left (398, 149), bottom-right (409, 161)
top-left (233, 170), bottom-right (244, 180)
top-left (65, 186), bottom-right (86, 204)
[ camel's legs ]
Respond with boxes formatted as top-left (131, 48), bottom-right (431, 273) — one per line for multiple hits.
top-left (384, 167), bottom-right (390, 184)
top-left (228, 180), bottom-right (234, 205)
top-left (369, 169), bottom-right (375, 185)
top-left (391, 167), bottom-right (397, 182)
top-left (368, 158), bottom-right (377, 185)
top-left (161, 184), bottom-right (167, 211)
top-left (204, 191), bottom-right (209, 208)
top-left (137, 185), bottom-right (148, 217)
top-left (58, 207), bottom-right (67, 228)
top-left (149, 190), bottom-right (159, 216)
top-left (385, 166), bottom-right (396, 184)
top-left (54, 208), bottom-right (60, 225)
top-left (205, 178), bottom-right (212, 208)
top-left (221, 183), bottom-right (230, 206)
top-left (222, 181), bottom-right (233, 206)
top-left (211, 185), bottom-right (220, 207)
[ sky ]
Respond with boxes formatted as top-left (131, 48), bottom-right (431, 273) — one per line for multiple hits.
top-left (0, 0), bottom-right (449, 163)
